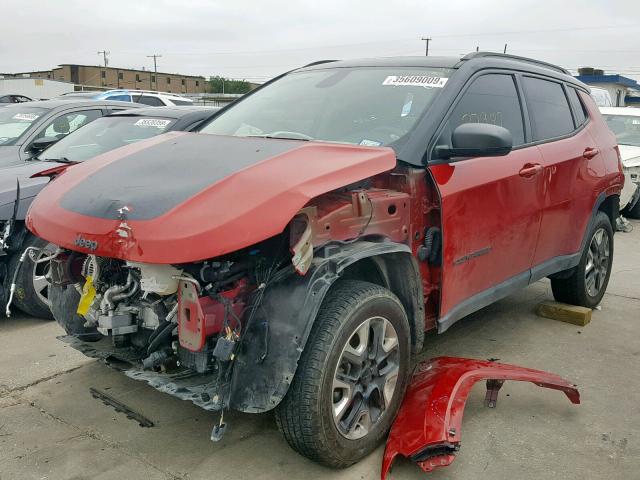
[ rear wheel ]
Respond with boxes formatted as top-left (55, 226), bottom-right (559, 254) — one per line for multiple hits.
top-left (275, 280), bottom-right (411, 468)
top-left (551, 211), bottom-right (613, 308)
top-left (622, 197), bottom-right (640, 219)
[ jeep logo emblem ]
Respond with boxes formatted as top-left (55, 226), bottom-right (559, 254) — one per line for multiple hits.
top-left (74, 235), bottom-right (98, 251)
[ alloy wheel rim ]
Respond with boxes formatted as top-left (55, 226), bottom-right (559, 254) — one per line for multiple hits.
top-left (585, 227), bottom-right (610, 297)
top-left (32, 243), bottom-right (56, 307)
top-left (332, 316), bottom-right (400, 440)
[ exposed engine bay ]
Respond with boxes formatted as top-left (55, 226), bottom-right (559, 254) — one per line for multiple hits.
top-left (50, 230), bottom-right (301, 415)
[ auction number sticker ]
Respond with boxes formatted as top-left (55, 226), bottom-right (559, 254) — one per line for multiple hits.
top-left (382, 75), bottom-right (448, 88)
top-left (134, 118), bottom-right (172, 128)
top-left (13, 113), bottom-right (40, 121)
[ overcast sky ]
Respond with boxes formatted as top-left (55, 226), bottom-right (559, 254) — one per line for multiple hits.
top-left (3, 0), bottom-right (640, 82)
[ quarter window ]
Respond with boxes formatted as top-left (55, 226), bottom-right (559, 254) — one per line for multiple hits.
top-left (566, 87), bottom-right (588, 127)
top-left (523, 77), bottom-right (575, 141)
top-left (444, 74), bottom-right (525, 146)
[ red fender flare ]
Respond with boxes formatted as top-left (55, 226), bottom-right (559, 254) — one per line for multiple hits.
top-left (382, 357), bottom-right (580, 479)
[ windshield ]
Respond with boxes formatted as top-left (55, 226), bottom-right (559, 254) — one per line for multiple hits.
top-left (200, 67), bottom-right (452, 146)
top-left (0, 106), bottom-right (50, 146)
top-left (38, 115), bottom-right (176, 162)
top-left (604, 114), bottom-right (640, 147)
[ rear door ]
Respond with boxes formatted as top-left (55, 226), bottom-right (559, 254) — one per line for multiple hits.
top-left (524, 77), bottom-right (604, 272)
top-left (429, 72), bottom-right (545, 323)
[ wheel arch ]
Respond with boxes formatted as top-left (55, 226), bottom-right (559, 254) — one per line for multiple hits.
top-left (597, 193), bottom-right (619, 227)
top-left (229, 239), bottom-right (424, 413)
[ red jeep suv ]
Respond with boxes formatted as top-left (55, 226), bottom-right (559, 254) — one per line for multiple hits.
top-left (27, 52), bottom-right (623, 467)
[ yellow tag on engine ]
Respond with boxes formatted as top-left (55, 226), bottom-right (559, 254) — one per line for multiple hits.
top-left (76, 276), bottom-right (96, 316)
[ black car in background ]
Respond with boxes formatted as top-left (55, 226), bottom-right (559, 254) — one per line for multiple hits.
top-left (0, 99), bottom-right (141, 166)
top-left (1, 105), bottom-right (219, 318)
top-left (0, 95), bottom-right (33, 105)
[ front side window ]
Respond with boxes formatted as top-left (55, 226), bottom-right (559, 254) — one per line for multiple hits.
top-left (39, 115), bottom-right (176, 162)
top-left (0, 106), bottom-right (50, 146)
top-left (603, 114), bottom-right (640, 147)
top-left (440, 73), bottom-right (525, 147)
top-left (523, 77), bottom-right (575, 141)
top-left (35, 109), bottom-right (103, 141)
top-left (200, 67), bottom-right (452, 147)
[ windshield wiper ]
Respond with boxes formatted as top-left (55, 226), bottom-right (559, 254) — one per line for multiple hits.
top-left (39, 157), bottom-right (75, 164)
top-left (247, 134), bottom-right (311, 141)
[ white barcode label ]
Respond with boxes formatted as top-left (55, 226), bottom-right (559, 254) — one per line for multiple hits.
top-left (382, 75), bottom-right (448, 88)
top-left (134, 118), bottom-right (171, 128)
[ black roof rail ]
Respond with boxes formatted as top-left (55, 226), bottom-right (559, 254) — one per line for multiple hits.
top-left (302, 60), bottom-right (339, 68)
top-left (460, 52), bottom-right (570, 75)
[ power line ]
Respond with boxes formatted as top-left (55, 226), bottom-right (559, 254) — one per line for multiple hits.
top-left (105, 23), bottom-right (640, 57)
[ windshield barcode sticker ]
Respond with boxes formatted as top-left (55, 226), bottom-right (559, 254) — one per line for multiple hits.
top-left (632, 119), bottom-right (640, 125)
top-left (13, 113), bottom-right (40, 121)
top-left (382, 75), bottom-right (448, 88)
top-left (134, 118), bottom-right (171, 128)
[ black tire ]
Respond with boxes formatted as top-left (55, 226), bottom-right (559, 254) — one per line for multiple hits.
top-left (274, 280), bottom-right (411, 468)
top-left (622, 198), bottom-right (640, 219)
top-left (50, 283), bottom-right (102, 341)
top-left (551, 211), bottom-right (613, 308)
top-left (6, 234), bottom-right (55, 319)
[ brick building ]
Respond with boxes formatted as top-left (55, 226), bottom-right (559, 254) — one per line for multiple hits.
top-left (19, 64), bottom-right (206, 94)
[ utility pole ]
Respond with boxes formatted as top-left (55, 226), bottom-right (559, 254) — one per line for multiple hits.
top-left (147, 54), bottom-right (162, 90)
top-left (421, 37), bottom-right (432, 56)
top-left (97, 50), bottom-right (109, 67)
top-left (503, 43), bottom-right (508, 54)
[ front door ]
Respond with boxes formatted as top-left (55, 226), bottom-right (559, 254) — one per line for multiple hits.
top-left (428, 73), bottom-right (545, 329)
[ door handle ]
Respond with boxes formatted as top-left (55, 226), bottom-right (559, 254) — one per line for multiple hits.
top-left (583, 147), bottom-right (600, 159)
top-left (519, 163), bottom-right (543, 178)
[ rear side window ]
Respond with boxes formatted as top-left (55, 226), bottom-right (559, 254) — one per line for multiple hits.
top-left (136, 95), bottom-right (165, 107)
top-left (444, 73), bottom-right (525, 146)
top-left (106, 94), bottom-right (132, 102)
top-left (523, 77), bottom-right (575, 141)
top-left (566, 87), bottom-right (588, 127)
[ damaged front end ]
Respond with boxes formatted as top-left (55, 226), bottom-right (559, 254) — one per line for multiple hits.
top-left (49, 233), bottom-right (293, 412)
top-left (381, 357), bottom-right (580, 479)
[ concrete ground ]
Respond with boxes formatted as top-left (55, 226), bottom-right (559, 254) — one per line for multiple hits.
top-left (1, 221), bottom-right (638, 480)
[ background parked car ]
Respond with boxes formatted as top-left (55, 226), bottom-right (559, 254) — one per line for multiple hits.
top-left (590, 87), bottom-right (613, 107)
top-left (0, 99), bottom-right (140, 166)
top-left (0, 94), bottom-right (33, 106)
top-left (1, 105), bottom-right (218, 318)
top-left (60, 89), bottom-right (194, 106)
top-left (600, 106), bottom-right (640, 218)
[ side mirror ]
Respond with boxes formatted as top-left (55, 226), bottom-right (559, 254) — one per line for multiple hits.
top-left (436, 123), bottom-right (513, 159)
top-left (29, 136), bottom-right (60, 153)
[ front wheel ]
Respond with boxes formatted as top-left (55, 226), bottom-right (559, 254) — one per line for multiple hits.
top-left (551, 211), bottom-right (614, 308)
top-left (7, 234), bottom-right (56, 319)
top-left (275, 280), bottom-right (411, 468)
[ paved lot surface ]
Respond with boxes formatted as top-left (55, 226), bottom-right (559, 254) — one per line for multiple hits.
top-left (1, 220), bottom-right (638, 480)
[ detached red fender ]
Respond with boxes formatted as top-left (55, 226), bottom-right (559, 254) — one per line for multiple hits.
top-left (382, 357), bottom-right (580, 479)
